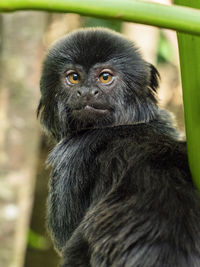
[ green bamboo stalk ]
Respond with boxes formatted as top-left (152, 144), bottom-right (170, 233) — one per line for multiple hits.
top-left (1, 0), bottom-right (200, 36)
top-left (174, 0), bottom-right (200, 190)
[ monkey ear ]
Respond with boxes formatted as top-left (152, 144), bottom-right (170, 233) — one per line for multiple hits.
top-left (36, 98), bottom-right (61, 141)
top-left (149, 64), bottom-right (160, 92)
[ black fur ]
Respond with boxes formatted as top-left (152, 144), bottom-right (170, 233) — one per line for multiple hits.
top-left (38, 28), bottom-right (200, 266)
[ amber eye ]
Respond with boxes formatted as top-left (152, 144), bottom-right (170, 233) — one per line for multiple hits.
top-left (66, 72), bottom-right (80, 84)
top-left (99, 71), bottom-right (113, 84)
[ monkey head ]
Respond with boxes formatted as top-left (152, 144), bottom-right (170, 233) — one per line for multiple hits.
top-left (38, 28), bottom-right (160, 140)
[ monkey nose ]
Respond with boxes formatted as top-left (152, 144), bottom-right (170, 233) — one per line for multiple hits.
top-left (76, 88), bottom-right (99, 98)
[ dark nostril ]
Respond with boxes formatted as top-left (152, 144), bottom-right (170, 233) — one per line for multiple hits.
top-left (92, 89), bottom-right (99, 96)
top-left (77, 90), bottom-right (82, 97)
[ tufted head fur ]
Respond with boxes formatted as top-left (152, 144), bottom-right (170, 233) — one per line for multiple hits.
top-left (38, 28), bottom-right (160, 140)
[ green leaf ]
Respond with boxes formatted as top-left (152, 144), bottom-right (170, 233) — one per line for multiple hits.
top-left (1, 0), bottom-right (200, 36)
top-left (175, 0), bottom-right (200, 190)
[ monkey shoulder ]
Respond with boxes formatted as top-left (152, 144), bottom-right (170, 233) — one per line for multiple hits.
top-left (101, 124), bottom-right (190, 176)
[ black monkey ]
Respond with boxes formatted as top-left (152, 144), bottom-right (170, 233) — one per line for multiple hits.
top-left (38, 28), bottom-right (200, 267)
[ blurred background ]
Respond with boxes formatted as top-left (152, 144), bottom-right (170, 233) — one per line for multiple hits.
top-left (0, 0), bottom-right (185, 266)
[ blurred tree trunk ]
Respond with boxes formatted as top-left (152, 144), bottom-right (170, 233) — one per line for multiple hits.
top-left (24, 13), bottom-right (81, 267)
top-left (0, 12), bottom-right (48, 267)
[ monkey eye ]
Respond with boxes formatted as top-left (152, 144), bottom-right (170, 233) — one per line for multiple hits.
top-left (99, 70), bottom-right (114, 84)
top-left (65, 71), bottom-right (81, 85)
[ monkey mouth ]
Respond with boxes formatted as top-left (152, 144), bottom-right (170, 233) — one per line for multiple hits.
top-left (72, 103), bottom-right (110, 119)
top-left (83, 105), bottom-right (109, 115)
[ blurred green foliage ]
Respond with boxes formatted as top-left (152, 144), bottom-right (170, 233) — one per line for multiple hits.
top-left (27, 229), bottom-right (50, 250)
top-left (157, 32), bottom-right (173, 64)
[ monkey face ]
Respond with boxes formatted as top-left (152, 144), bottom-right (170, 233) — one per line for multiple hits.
top-left (63, 66), bottom-right (117, 124)
top-left (38, 28), bottom-right (159, 140)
